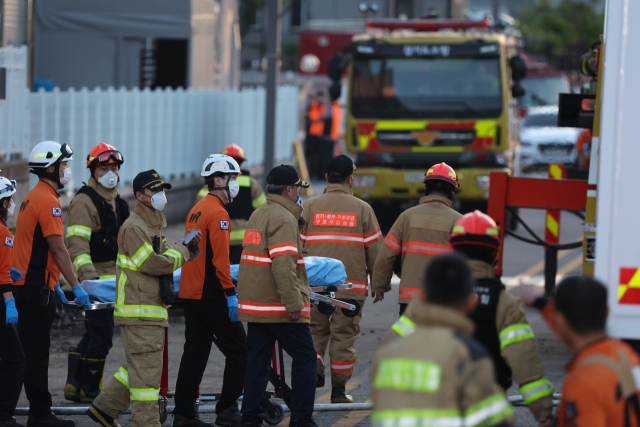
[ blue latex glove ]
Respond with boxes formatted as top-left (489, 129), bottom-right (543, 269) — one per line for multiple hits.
top-left (54, 283), bottom-right (69, 304)
top-left (227, 295), bottom-right (238, 322)
top-left (4, 298), bottom-right (18, 325)
top-left (72, 285), bottom-right (91, 308)
top-left (10, 268), bottom-right (23, 283)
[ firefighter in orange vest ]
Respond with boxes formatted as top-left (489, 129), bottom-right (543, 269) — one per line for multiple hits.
top-left (305, 91), bottom-right (327, 180)
top-left (319, 85), bottom-right (343, 179)
top-left (371, 163), bottom-right (462, 316)
top-left (521, 276), bottom-right (640, 427)
top-left (194, 145), bottom-right (266, 264)
top-left (173, 154), bottom-right (247, 427)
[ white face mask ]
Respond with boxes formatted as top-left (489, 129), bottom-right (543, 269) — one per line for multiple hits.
top-left (60, 167), bottom-right (72, 185)
top-left (228, 181), bottom-right (240, 200)
top-left (150, 191), bottom-right (167, 211)
top-left (6, 201), bottom-right (15, 218)
top-left (296, 194), bottom-right (304, 210)
top-left (98, 171), bottom-right (119, 189)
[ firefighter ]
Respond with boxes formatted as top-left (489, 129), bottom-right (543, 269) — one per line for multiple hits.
top-left (12, 141), bottom-right (90, 427)
top-left (318, 85), bottom-right (343, 177)
top-left (383, 211), bottom-right (554, 425)
top-left (372, 255), bottom-right (514, 427)
top-left (300, 155), bottom-right (382, 402)
top-left (195, 144), bottom-right (266, 264)
top-left (371, 162), bottom-right (462, 315)
top-left (520, 276), bottom-right (640, 427)
top-left (87, 170), bottom-right (200, 427)
top-left (237, 165), bottom-right (317, 427)
top-left (173, 154), bottom-right (248, 427)
top-left (0, 176), bottom-right (25, 427)
top-left (64, 143), bottom-right (129, 404)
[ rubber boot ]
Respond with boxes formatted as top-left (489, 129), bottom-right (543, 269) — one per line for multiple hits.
top-left (79, 358), bottom-right (106, 403)
top-left (63, 347), bottom-right (82, 403)
top-left (330, 387), bottom-right (353, 403)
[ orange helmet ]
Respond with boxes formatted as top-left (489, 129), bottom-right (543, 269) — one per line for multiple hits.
top-left (86, 143), bottom-right (123, 168)
top-left (449, 211), bottom-right (500, 250)
top-left (422, 162), bottom-right (459, 188)
top-left (221, 144), bottom-right (246, 163)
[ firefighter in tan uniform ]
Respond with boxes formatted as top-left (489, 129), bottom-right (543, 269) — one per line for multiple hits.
top-left (194, 144), bottom-right (266, 264)
top-left (237, 165), bottom-right (318, 427)
top-left (64, 143), bottom-right (129, 404)
top-left (87, 170), bottom-right (200, 427)
top-left (383, 211), bottom-right (554, 425)
top-left (372, 255), bottom-right (514, 427)
top-left (300, 155), bottom-right (382, 402)
top-left (371, 163), bottom-right (462, 315)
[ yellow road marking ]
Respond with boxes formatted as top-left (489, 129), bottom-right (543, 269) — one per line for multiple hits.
top-left (329, 398), bottom-right (372, 427)
top-left (534, 253), bottom-right (583, 286)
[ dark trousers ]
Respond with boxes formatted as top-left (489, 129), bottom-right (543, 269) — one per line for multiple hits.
top-left (14, 290), bottom-right (56, 417)
top-left (318, 137), bottom-right (335, 180)
top-left (0, 303), bottom-right (25, 421)
top-left (399, 303), bottom-right (407, 316)
top-left (305, 135), bottom-right (322, 180)
top-left (229, 246), bottom-right (243, 265)
top-left (174, 298), bottom-right (248, 418)
top-left (76, 309), bottom-right (114, 359)
top-left (242, 322), bottom-right (316, 423)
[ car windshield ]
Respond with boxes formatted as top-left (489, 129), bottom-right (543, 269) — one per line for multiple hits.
top-left (519, 76), bottom-right (571, 108)
top-left (522, 112), bottom-right (558, 127)
top-left (351, 57), bottom-right (503, 119)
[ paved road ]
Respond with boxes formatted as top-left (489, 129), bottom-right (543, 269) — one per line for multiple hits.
top-left (14, 201), bottom-right (584, 427)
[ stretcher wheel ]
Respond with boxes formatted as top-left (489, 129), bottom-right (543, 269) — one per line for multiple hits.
top-left (158, 396), bottom-right (168, 424)
top-left (317, 301), bottom-right (336, 315)
top-left (341, 299), bottom-right (360, 318)
top-left (263, 402), bottom-right (285, 425)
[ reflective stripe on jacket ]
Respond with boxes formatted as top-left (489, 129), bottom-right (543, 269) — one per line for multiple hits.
top-left (115, 202), bottom-right (196, 327)
top-left (237, 194), bottom-right (311, 323)
top-left (371, 195), bottom-right (462, 304)
top-left (372, 304), bottom-right (514, 427)
top-left (301, 184), bottom-right (382, 300)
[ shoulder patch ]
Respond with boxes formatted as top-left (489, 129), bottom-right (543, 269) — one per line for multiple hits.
top-left (220, 220), bottom-right (230, 230)
top-left (52, 207), bottom-right (62, 217)
top-left (243, 230), bottom-right (262, 246)
top-left (4, 237), bottom-right (13, 248)
top-left (454, 331), bottom-right (488, 361)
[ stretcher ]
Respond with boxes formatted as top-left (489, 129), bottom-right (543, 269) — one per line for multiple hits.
top-left (70, 257), bottom-right (357, 425)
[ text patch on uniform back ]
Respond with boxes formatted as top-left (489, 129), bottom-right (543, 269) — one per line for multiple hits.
top-left (313, 213), bottom-right (357, 228)
top-left (243, 230), bottom-right (262, 246)
top-left (409, 215), bottom-right (454, 232)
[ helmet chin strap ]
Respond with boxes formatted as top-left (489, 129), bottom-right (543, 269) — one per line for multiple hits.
top-left (41, 161), bottom-right (65, 190)
top-left (209, 175), bottom-right (233, 203)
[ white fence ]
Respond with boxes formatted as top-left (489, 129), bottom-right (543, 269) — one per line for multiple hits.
top-left (0, 46), bottom-right (299, 186)
top-left (0, 46), bottom-right (28, 160)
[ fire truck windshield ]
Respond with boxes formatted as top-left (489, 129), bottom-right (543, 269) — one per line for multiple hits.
top-left (351, 57), bottom-right (503, 119)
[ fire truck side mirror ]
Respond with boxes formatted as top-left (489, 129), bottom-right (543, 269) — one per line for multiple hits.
top-left (512, 82), bottom-right (526, 99)
top-left (510, 55), bottom-right (527, 81)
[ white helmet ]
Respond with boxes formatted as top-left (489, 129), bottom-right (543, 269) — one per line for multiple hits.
top-left (29, 141), bottom-right (74, 169)
top-left (0, 177), bottom-right (16, 200)
top-left (201, 154), bottom-right (241, 177)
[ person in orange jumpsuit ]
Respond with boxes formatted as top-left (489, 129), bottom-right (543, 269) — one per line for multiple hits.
top-left (521, 276), bottom-right (640, 427)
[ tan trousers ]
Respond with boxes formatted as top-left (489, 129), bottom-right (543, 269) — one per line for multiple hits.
top-left (310, 300), bottom-right (364, 388)
top-left (93, 325), bottom-right (165, 427)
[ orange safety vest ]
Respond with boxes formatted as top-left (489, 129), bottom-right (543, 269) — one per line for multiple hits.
top-left (330, 101), bottom-right (342, 141)
top-left (308, 101), bottom-right (326, 136)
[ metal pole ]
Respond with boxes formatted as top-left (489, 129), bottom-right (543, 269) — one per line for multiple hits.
top-left (492, 0), bottom-right (500, 23)
top-left (544, 249), bottom-right (558, 296)
top-left (263, 0), bottom-right (281, 177)
top-left (389, 0), bottom-right (397, 18)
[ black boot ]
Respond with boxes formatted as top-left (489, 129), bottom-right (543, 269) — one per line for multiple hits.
top-left (215, 405), bottom-right (241, 427)
top-left (316, 374), bottom-right (324, 388)
top-left (0, 417), bottom-right (25, 427)
top-left (87, 405), bottom-right (120, 427)
top-left (26, 412), bottom-right (75, 427)
top-left (288, 417), bottom-right (319, 427)
top-left (79, 358), bottom-right (106, 403)
top-left (63, 347), bottom-right (82, 403)
top-left (330, 387), bottom-right (353, 403)
top-left (173, 414), bottom-right (214, 427)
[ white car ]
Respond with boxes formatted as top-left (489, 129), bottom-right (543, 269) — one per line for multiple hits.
top-left (519, 106), bottom-right (580, 170)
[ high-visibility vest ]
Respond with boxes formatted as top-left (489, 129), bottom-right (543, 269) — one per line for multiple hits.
top-left (308, 101), bottom-right (326, 136)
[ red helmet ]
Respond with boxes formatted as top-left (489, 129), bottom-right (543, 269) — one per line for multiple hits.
top-left (422, 162), bottom-right (459, 188)
top-left (449, 210), bottom-right (500, 249)
top-left (86, 143), bottom-right (123, 168)
top-left (221, 144), bottom-right (246, 163)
